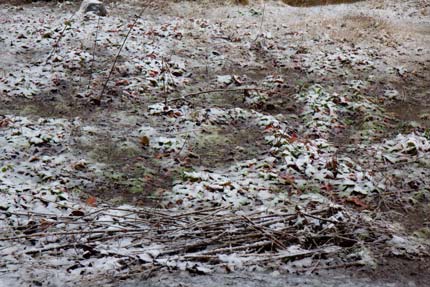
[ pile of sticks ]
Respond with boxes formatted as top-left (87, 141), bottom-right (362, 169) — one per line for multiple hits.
top-left (0, 204), bottom-right (367, 273)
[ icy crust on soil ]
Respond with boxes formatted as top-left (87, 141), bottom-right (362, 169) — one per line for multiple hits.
top-left (1, 0), bottom-right (430, 285)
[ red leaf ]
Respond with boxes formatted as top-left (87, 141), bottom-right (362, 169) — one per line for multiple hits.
top-left (288, 133), bottom-right (298, 143)
top-left (346, 196), bottom-right (368, 209)
top-left (115, 79), bottom-right (129, 86)
top-left (149, 70), bottom-right (159, 77)
top-left (264, 124), bottom-right (275, 132)
top-left (86, 196), bottom-right (97, 207)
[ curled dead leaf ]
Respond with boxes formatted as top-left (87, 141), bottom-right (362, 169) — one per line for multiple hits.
top-left (72, 160), bottom-right (88, 170)
top-left (70, 210), bottom-right (85, 217)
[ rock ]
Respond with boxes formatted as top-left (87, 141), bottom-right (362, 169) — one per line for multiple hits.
top-left (79, 0), bottom-right (107, 17)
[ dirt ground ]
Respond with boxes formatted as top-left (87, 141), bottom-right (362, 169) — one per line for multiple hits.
top-left (0, 0), bottom-right (429, 286)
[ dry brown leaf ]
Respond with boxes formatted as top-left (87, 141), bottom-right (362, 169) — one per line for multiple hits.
top-left (346, 196), bottom-right (368, 209)
top-left (86, 196), bottom-right (97, 207)
top-left (140, 136), bottom-right (150, 146)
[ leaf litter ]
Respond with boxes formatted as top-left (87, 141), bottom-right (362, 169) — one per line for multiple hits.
top-left (1, 0), bottom-right (430, 286)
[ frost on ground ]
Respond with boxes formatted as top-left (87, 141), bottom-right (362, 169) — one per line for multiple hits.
top-left (1, 0), bottom-right (430, 286)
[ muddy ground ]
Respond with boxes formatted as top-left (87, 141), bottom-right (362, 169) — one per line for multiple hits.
top-left (0, 0), bottom-right (430, 286)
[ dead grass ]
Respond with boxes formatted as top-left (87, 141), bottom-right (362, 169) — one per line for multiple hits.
top-left (317, 14), bottom-right (391, 42)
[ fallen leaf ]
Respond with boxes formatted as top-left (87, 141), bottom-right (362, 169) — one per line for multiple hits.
top-left (149, 70), bottom-right (159, 77)
top-left (29, 156), bottom-right (40, 162)
top-left (233, 75), bottom-right (243, 85)
top-left (0, 118), bottom-right (11, 128)
top-left (70, 210), bottom-right (85, 217)
top-left (155, 153), bottom-right (169, 159)
top-left (140, 136), bottom-right (150, 146)
top-left (115, 79), bottom-right (129, 86)
top-left (279, 172), bottom-right (295, 185)
top-left (86, 196), bottom-right (97, 207)
top-left (72, 160), bottom-right (87, 170)
top-left (321, 183), bottom-right (334, 192)
top-left (39, 218), bottom-right (54, 230)
top-left (288, 133), bottom-right (298, 143)
top-left (346, 196), bottom-right (368, 209)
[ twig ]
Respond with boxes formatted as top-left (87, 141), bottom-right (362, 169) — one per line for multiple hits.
top-left (249, 245), bottom-right (341, 263)
top-left (168, 87), bottom-right (268, 103)
top-left (193, 240), bottom-right (273, 256)
top-left (176, 207), bottom-right (227, 231)
top-left (241, 215), bottom-right (287, 250)
top-left (301, 212), bottom-right (341, 224)
top-left (46, 14), bottom-right (77, 62)
top-left (159, 232), bottom-right (227, 256)
top-left (162, 57), bottom-right (169, 105)
top-left (0, 228), bottom-right (149, 241)
top-left (173, 206), bottom-right (228, 218)
top-left (161, 57), bottom-right (177, 105)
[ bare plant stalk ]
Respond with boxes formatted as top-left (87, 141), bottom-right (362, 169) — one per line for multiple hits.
top-left (252, 0), bottom-right (267, 42)
top-left (88, 16), bottom-right (101, 90)
top-left (98, 3), bottom-right (150, 104)
top-left (160, 56), bottom-right (177, 105)
top-left (46, 13), bottom-right (77, 62)
top-left (162, 57), bottom-right (169, 105)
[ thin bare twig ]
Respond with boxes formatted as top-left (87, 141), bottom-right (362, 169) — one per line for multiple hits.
top-left (0, 228), bottom-right (149, 241)
top-left (168, 87), bottom-right (268, 103)
top-left (98, 3), bottom-right (150, 104)
top-left (46, 14), bottom-right (77, 62)
top-left (242, 215), bottom-right (287, 250)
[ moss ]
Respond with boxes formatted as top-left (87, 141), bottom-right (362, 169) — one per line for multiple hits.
top-left (127, 178), bottom-right (146, 194)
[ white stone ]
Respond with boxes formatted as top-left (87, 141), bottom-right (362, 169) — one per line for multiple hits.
top-left (79, 0), bottom-right (107, 17)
